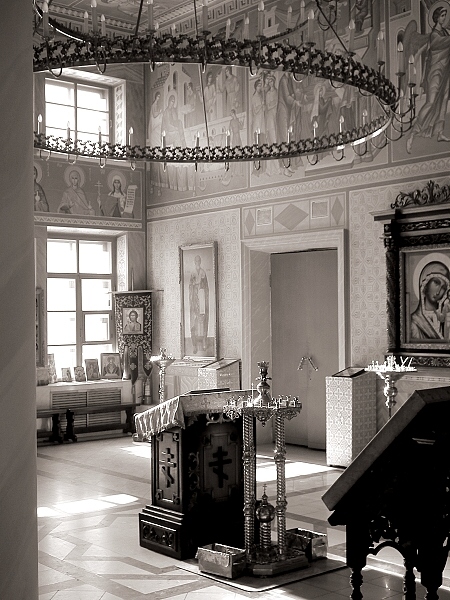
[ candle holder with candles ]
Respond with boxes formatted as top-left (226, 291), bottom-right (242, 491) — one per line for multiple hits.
top-left (151, 348), bottom-right (175, 403)
top-left (365, 355), bottom-right (417, 418)
top-left (222, 361), bottom-right (307, 576)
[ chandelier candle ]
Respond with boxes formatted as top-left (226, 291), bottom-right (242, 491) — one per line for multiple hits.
top-left (42, 1), bottom-right (49, 38)
top-left (307, 9), bottom-right (315, 43)
top-left (91, 0), bottom-right (98, 33)
top-left (258, 1), bottom-right (265, 36)
top-left (147, 0), bottom-right (153, 32)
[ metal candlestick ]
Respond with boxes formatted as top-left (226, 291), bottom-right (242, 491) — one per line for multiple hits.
top-left (151, 348), bottom-right (175, 403)
top-left (223, 361), bottom-right (305, 575)
top-left (365, 355), bottom-right (416, 418)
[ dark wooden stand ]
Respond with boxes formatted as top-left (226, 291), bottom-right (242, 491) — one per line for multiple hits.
top-left (323, 387), bottom-right (450, 599)
top-left (139, 414), bottom-right (244, 559)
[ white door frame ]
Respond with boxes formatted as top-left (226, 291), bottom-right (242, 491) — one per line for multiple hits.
top-left (241, 229), bottom-right (348, 389)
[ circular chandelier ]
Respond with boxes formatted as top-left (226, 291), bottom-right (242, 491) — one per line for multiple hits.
top-left (32, 0), bottom-right (415, 167)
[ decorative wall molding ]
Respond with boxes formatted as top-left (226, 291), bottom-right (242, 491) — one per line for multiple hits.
top-left (34, 215), bottom-right (143, 229)
top-left (147, 157), bottom-right (450, 220)
top-left (242, 193), bottom-right (346, 237)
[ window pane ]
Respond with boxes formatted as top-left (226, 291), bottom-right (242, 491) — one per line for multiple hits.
top-left (79, 241), bottom-right (112, 274)
top-left (81, 279), bottom-right (112, 311)
top-left (77, 108), bottom-right (108, 137)
top-left (77, 85), bottom-right (108, 111)
top-left (48, 312), bottom-right (77, 345)
top-left (77, 130), bottom-right (110, 144)
top-left (47, 278), bottom-right (76, 311)
top-left (48, 345), bottom-right (77, 373)
top-left (45, 79), bottom-right (74, 105)
top-left (82, 343), bottom-right (113, 367)
top-left (46, 104), bottom-right (75, 130)
top-left (46, 126), bottom-right (72, 139)
top-left (47, 239), bottom-right (77, 273)
top-left (84, 313), bottom-right (110, 342)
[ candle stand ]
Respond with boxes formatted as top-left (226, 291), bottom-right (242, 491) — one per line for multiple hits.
top-left (365, 355), bottom-right (416, 418)
top-left (151, 348), bottom-right (175, 403)
top-left (223, 361), bottom-right (307, 576)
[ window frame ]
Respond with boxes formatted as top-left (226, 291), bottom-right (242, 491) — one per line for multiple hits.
top-left (44, 76), bottom-right (112, 143)
top-left (46, 234), bottom-right (117, 368)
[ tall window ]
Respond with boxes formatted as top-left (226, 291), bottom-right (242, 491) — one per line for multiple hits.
top-left (45, 78), bottom-right (110, 143)
top-left (47, 238), bottom-right (115, 373)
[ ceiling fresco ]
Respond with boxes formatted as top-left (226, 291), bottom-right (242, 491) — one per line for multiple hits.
top-left (46, 0), bottom-right (196, 27)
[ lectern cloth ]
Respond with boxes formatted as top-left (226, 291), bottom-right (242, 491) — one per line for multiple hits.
top-left (133, 389), bottom-right (251, 441)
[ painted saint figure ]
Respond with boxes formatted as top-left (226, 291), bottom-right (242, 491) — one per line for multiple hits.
top-left (101, 175), bottom-right (126, 217)
top-left (123, 309), bottom-right (142, 334)
top-left (204, 71), bottom-right (217, 121)
top-left (58, 169), bottom-right (95, 216)
top-left (189, 255), bottom-right (209, 354)
top-left (277, 72), bottom-right (298, 176)
top-left (410, 261), bottom-right (450, 340)
top-left (34, 165), bottom-right (49, 212)
top-left (103, 356), bottom-right (121, 377)
top-left (217, 66), bottom-right (240, 116)
top-left (185, 82), bottom-right (200, 128)
top-left (161, 94), bottom-right (186, 147)
top-left (406, 6), bottom-right (450, 153)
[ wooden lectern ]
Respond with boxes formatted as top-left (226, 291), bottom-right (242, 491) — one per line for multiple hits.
top-left (323, 386), bottom-right (450, 600)
top-left (135, 390), bottom-right (248, 559)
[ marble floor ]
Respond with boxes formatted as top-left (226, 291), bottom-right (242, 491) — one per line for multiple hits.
top-left (37, 434), bottom-right (450, 600)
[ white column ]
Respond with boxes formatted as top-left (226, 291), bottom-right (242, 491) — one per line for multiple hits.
top-left (0, 1), bottom-right (38, 598)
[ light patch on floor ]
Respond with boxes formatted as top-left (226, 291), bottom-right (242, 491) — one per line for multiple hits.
top-left (98, 494), bottom-right (138, 504)
top-left (54, 498), bottom-right (117, 514)
top-left (257, 461), bottom-right (335, 482)
top-left (121, 443), bottom-right (152, 458)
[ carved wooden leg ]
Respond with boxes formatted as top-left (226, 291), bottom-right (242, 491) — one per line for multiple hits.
top-left (124, 406), bottom-right (134, 433)
top-left (421, 587), bottom-right (440, 600)
top-left (350, 567), bottom-right (364, 600)
top-left (64, 409), bottom-right (77, 442)
top-left (419, 539), bottom-right (446, 600)
top-left (49, 413), bottom-right (63, 444)
top-left (403, 558), bottom-right (416, 600)
top-left (346, 521), bottom-right (368, 600)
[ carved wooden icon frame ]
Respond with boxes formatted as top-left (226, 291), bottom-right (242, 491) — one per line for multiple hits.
top-left (376, 180), bottom-right (450, 367)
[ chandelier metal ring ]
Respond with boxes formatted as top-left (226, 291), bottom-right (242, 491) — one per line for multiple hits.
top-left (32, 2), bottom-right (409, 166)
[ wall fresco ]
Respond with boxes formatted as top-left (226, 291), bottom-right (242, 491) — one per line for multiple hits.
top-left (146, 62), bottom-right (249, 203)
top-left (33, 155), bottom-right (143, 223)
top-left (390, 0), bottom-right (450, 161)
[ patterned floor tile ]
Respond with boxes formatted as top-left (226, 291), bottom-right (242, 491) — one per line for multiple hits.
top-left (37, 436), bottom-right (450, 600)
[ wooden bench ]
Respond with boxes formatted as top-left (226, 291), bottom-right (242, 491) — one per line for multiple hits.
top-left (37, 402), bottom-right (139, 443)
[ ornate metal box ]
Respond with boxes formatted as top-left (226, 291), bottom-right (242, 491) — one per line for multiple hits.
top-left (196, 544), bottom-right (246, 579)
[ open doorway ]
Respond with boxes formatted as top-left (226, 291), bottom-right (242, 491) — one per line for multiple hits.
top-left (242, 230), bottom-right (347, 446)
